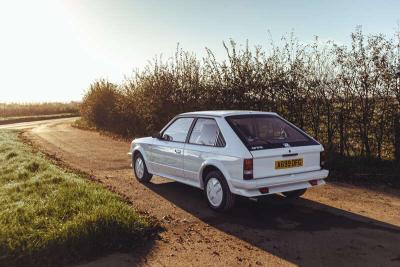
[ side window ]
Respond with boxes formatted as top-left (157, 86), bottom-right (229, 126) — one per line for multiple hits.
top-left (189, 118), bottom-right (225, 147)
top-left (162, 117), bottom-right (193, 142)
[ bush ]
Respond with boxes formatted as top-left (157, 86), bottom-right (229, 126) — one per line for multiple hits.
top-left (80, 80), bottom-right (121, 129)
top-left (80, 28), bottom-right (400, 164)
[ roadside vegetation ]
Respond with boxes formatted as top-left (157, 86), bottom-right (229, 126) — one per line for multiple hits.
top-left (0, 130), bottom-right (153, 266)
top-left (0, 102), bottom-right (79, 118)
top-left (80, 27), bottom-right (400, 187)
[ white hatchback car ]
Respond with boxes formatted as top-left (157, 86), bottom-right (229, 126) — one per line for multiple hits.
top-left (128, 111), bottom-right (329, 211)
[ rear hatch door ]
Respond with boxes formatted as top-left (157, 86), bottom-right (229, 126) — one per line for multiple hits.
top-left (250, 145), bottom-right (322, 179)
top-left (225, 113), bottom-right (322, 179)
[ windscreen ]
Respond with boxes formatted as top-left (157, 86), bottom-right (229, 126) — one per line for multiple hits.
top-left (226, 115), bottom-right (317, 150)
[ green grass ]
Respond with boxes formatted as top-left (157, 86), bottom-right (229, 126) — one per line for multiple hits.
top-left (0, 130), bottom-right (153, 266)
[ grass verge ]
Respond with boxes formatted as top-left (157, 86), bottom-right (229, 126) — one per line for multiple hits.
top-left (0, 130), bottom-right (154, 266)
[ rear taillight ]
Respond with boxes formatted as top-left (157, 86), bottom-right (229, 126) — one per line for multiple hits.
top-left (259, 187), bottom-right (269, 194)
top-left (243, 158), bottom-right (253, 180)
top-left (320, 151), bottom-right (326, 168)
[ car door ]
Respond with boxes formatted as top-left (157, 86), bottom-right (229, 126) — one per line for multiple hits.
top-left (151, 117), bottom-right (194, 178)
top-left (183, 118), bottom-right (226, 184)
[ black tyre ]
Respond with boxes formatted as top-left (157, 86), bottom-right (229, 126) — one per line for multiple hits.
top-left (282, 188), bottom-right (307, 198)
top-left (133, 153), bottom-right (152, 183)
top-left (204, 170), bottom-right (235, 211)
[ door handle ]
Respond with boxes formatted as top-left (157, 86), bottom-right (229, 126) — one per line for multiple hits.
top-left (174, 149), bottom-right (182, 154)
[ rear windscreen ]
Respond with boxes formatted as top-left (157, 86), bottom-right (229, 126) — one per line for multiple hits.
top-left (226, 115), bottom-right (317, 150)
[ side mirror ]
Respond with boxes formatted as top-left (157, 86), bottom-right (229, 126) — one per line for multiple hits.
top-left (152, 132), bottom-right (162, 139)
top-left (163, 134), bottom-right (172, 141)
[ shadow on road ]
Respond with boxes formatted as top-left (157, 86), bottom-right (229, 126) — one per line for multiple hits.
top-left (145, 181), bottom-right (400, 266)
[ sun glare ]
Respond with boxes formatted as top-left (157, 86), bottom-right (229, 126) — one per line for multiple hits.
top-left (0, 1), bottom-right (128, 103)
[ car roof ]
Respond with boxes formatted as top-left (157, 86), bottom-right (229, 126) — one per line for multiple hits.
top-left (179, 110), bottom-right (277, 117)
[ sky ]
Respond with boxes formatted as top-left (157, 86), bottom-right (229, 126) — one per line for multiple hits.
top-left (0, 0), bottom-right (399, 103)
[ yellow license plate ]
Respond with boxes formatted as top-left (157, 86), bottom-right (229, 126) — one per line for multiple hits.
top-left (275, 158), bottom-right (303, 169)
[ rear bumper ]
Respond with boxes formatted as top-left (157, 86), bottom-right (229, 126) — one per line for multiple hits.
top-left (229, 169), bottom-right (329, 197)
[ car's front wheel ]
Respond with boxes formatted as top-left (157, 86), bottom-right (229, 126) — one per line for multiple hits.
top-left (282, 188), bottom-right (307, 198)
top-left (204, 170), bottom-right (235, 211)
top-left (133, 153), bottom-right (152, 183)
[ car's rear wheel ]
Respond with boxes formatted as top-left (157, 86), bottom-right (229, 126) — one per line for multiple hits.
top-left (282, 188), bottom-right (307, 198)
top-left (204, 170), bottom-right (235, 211)
top-left (133, 153), bottom-right (152, 183)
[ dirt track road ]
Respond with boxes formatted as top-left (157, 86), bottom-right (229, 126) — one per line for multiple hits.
top-left (5, 118), bottom-right (400, 266)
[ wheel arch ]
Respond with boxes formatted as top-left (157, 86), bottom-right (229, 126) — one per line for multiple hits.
top-left (131, 144), bottom-right (155, 177)
top-left (199, 161), bottom-right (232, 190)
top-left (131, 145), bottom-right (150, 164)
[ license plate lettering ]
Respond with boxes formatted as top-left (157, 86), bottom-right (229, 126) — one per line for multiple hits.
top-left (275, 158), bottom-right (303, 169)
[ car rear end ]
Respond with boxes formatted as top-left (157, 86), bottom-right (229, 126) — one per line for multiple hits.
top-left (225, 113), bottom-right (328, 197)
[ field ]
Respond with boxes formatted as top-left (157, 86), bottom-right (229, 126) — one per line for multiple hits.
top-left (0, 102), bottom-right (79, 118)
top-left (0, 113), bottom-right (78, 125)
top-left (0, 130), bottom-right (153, 266)
top-left (0, 102), bottom-right (80, 126)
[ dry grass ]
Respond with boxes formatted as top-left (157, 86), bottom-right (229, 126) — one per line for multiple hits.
top-left (0, 102), bottom-right (79, 118)
top-left (0, 113), bottom-right (78, 125)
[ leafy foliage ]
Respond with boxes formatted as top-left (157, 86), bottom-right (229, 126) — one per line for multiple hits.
top-left (81, 28), bottom-right (400, 162)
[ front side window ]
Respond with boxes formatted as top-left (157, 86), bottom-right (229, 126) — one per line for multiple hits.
top-left (189, 118), bottom-right (225, 147)
top-left (162, 117), bottom-right (193, 142)
top-left (226, 115), bottom-right (317, 150)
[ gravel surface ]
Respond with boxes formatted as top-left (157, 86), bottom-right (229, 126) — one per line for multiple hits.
top-left (11, 118), bottom-right (400, 267)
